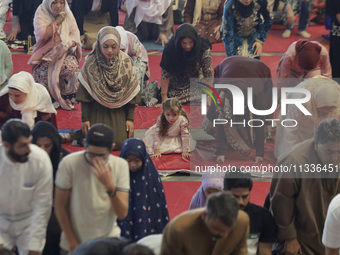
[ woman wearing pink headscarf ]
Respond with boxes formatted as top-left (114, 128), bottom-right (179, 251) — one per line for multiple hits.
top-left (28, 0), bottom-right (82, 110)
top-left (277, 39), bottom-right (332, 88)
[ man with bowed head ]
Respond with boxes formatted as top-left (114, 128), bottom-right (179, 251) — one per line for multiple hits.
top-left (55, 124), bottom-right (130, 254)
top-left (271, 118), bottom-right (340, 255)
top-left (0, 119), bottom-right (53, 255)
top-left (160, 192), bottom-right (249, 255)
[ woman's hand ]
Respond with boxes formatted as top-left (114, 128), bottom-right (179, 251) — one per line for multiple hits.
top-left (252, 41), bottom-right (263, 56)
top-left (55, 12), bottom-right (66, 25)
top-left (7, 30), bottom-right (18, 41)
top-left (214, 25), bottom-right (221, 41)
top-left (82, 121), bottom-right (90, 136)
top-left (126, 120), bottom-right (134, 138)
top-left (156, 33), bottom-right (168, 47)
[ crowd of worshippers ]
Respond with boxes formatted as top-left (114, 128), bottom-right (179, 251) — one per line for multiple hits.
top-left (0, 0), bottom-right (340, 254)
top-left (1, 118), bottom-right (340, 255)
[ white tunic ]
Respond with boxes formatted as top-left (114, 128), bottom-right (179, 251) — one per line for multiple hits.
top-left (55, 151), bottom-right (130, 251)
top-left (0, 144), bottom-right (53, 252)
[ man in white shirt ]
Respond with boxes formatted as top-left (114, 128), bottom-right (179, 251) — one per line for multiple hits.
top-left (55, 124), bottom-right (130, 254)
top-left (322, 193), bottom-right (340, 255)
top-left (0, 119), bottom-right (53, 255)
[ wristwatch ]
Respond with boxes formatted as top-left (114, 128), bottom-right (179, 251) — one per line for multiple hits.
top-left (107, 188), bottom-right (117, 197)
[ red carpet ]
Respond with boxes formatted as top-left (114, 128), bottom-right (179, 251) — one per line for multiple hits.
top-left (163, 181), bottom-right (270, 219)
top-left (263, 24), bottom-right (329, 53)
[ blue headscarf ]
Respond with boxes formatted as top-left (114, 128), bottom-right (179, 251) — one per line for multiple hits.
top-left (118, 138), bottom-right (170, 241)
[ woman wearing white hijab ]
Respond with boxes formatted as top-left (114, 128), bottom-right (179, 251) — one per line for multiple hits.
top-left (0, 71), bottom-right (57, 130)
top-left (123, 0), bottom-right (174, 47)
top-left (274, 76), bottom-right (340, 159)
top-left (28, 0), bottom-right (82, 110)
top-left (115, 26), bottom-right (150, 91)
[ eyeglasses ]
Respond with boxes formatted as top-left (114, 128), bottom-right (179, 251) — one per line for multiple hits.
top-left (84, 151), bottom-right (110, 160)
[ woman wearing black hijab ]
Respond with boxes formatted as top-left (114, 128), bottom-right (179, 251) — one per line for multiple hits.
top-left (160, 23), bottom-right (213, 104)
top-left (31, 121), bottom-right (69, 255)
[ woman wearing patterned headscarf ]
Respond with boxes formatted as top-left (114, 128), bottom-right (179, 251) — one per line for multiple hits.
top-left (76, 26), bottom-right (140, 150)
top-left (160, 23), bottom-right (213, 104)
top-left (118, 138), bottom-right (169, 241)
top-left (277, 39), bottom-right (332, 88)
top-left (0, 71), bottom-right (57, 130)
top-left (28, 0), bottom-right (82, 110)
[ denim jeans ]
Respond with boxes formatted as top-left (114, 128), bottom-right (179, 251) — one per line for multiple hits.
top-left (285, 0), bottom-right (310, 31)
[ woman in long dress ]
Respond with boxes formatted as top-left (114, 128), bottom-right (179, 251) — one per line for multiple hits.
top-left (160, 23), bottom-right (213, 104)
top-left (115, 26), bottom-right (150, 91)
top-left (118, 138), bottom-right (169, 241)
top-left (222, 0), bottom-right (273, 58)
top-left (28, 0), bottom-right (82, 110)
top-left (76, 26), bottom-right (140, 150)
top-left (183, 0), bottom-right (225, 44)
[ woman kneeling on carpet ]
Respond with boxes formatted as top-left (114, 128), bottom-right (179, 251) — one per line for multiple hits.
top-left (143, 98), bottom-right (196, 158)
top-left (28, 0), bottom-right (82, 110)
top-left (160, 23), bottom-right (213, 104)
top-left (118, 138), bottom-right (169, 241)
top-left (0, 71), bottom-right (57, 130)
top-left (76, 26), bottom-right (140, 150)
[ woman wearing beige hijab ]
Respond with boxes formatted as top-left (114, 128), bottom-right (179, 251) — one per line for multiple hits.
top-left (76, 26), bottom-right (140, 150)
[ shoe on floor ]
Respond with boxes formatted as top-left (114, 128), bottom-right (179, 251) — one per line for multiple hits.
top-left (298, 31), bottom-right (311, 38)
top-left (282, 29), bottom-right (292, 38)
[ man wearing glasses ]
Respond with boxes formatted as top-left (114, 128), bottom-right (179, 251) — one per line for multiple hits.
top-left (55, 124), bottom-right (130, 255)
top-left (224, 171), bottom-right (277, 255)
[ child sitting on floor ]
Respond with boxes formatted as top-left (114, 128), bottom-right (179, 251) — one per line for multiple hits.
top-left (143, 97), bottom-right (195, 158)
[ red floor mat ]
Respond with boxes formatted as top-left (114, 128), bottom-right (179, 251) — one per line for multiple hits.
top-left (263, 24), bottom-right (329, 53)
top-left (163, 181), bottom-right (270, 219)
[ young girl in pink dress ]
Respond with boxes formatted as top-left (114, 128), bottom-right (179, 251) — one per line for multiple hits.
top-left (143, 98), bottom-right (195, 158)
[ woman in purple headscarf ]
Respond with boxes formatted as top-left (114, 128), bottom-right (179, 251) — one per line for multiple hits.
top-left (189, 174), bottom-right (224, 209)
